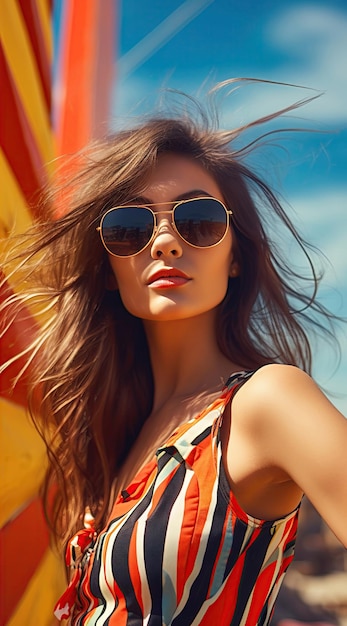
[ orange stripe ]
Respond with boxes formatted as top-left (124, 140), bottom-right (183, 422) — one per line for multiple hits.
top-left (176, 473), bottom-right (199, 602)
top-left (56, 0), bottom-right (98, 154)
top-left (180, 437), bottom-right (221, 583)
top-left (55, 0), bottom-right (116, 155)
top-left (129, 519), bottom-right (144, 614)
top-left (246, 561), bottom-right (277, 626)
top-left (93, 0), bottom-right (116, 136)
top-left (0, 497), bottom-right (50, 624)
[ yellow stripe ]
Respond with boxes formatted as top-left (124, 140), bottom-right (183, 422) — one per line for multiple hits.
top-left (36, 0), bottom-right (53, 61)
top-left (0, 398), bottom-right (47, 528)
top-left (0, 1), bottom-right (54, 164)
top-left (6, 547), bottom-right (66, 626)
top-left (0, 149), bottom-right (33, 238)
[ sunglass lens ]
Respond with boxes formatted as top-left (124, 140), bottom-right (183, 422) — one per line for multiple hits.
top-left (102, 207), bottom-right (154, 256)
top-left (175, 198), bottom-right (228, 247)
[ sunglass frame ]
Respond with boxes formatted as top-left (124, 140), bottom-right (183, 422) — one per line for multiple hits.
top-left (97, 196), bottom-right (233, 257)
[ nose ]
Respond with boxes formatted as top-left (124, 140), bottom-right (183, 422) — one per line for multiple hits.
top-left (150, 216), bottom-right (183, 259)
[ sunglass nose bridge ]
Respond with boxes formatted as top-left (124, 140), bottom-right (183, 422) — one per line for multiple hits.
top-left (152, 210), bottom-right (178, 240)
top-left (153, 207), bottom-right (174, 219)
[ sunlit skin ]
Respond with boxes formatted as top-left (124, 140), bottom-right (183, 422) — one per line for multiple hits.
top-left (108, 153), bottom-right (347, 545)
top-left (108, 152), bottom-right (242, 492)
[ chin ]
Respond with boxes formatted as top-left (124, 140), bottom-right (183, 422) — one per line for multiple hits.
top-left (142, 310), bottom-right (196, 322)
top-left (125, 304), bottom-right (194, 322)
top-left (140, 305), bottom-right (220, 323)
top-left (122, 293), bottom-right (226, 323)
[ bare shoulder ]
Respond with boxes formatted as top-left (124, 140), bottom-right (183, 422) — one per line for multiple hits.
top-left (238, 362), bottom-right (315, 400)
top-left (232, 362), bottom-right (346, 469)
top-left (233, 363), bottom-right (333, 430)
top-left (230, 362), bottom-right (347, 547)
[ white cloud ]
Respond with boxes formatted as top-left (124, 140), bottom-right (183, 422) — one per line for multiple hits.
top-left (210, 5), bottom-right (347, 127)
top-left (264, 4), bottom-right (347, 123)
top-left (110, 76), bottom-right (157, 127)
top-left (284, 187), bottom-right (347, 414)
top-left (219, 4), bottom-right (347, 126)
top-left (288, 188), bottom-right (347, 288)
top-left (288, 186), bottom-right (347, 414)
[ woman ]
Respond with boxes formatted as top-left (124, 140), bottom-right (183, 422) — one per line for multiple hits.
top-left (2, 98), bottom-right (347, 625)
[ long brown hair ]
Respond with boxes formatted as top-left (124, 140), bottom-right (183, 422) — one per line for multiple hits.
top-left (1, 89), bottom-right (337, 545)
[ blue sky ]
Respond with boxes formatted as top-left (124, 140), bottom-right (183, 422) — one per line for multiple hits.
top-left (112, 1), bottom-right (347, 411)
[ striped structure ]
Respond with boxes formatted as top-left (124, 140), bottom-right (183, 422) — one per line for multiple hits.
top-left (0, 3), bottom-right (59, 625)
top-left (0, 2), bottom-right (116, 623)
top-left (55, 372), bottom-right (299, 625)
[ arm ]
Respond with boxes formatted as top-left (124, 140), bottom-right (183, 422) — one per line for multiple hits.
top-left (233, 364), bottom-right (347, 547)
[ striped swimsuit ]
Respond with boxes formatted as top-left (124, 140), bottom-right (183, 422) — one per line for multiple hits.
top-left (55, 371), bottom-right (299, 625)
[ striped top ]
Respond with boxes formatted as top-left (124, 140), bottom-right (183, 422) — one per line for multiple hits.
top-left (55, 371), bottom-right (300, 625)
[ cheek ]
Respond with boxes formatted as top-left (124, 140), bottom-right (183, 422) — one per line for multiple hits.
top-left (207, 266), bottom-right (230, 304)
top-left (108, 257), bottom-right (136, 288)
top-left (216, 231), bottom-right (233, 276)
top-left (202, 242), bottom-right (232, 298)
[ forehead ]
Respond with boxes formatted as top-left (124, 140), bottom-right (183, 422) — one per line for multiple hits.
top-left (142, 153), bottom-right (223, 202)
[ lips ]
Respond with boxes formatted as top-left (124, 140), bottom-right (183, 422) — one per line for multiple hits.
top-left (147, 267), bottom-right (191, 288)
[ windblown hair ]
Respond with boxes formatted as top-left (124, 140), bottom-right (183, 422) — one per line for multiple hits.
top-left (1, 85), bottom-right (336, 545)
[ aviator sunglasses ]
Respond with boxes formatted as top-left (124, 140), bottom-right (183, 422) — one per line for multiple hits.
top-left (97, 196), bottom-right (233, 257)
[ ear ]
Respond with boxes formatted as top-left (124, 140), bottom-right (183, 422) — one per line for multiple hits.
top-left (229, 261), bottom-right (240, 278)
top-left (105, 272), bottom-right (118, 291)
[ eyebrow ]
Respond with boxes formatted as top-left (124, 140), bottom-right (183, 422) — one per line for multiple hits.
top-left (130, 189), bottom-right (214, 205)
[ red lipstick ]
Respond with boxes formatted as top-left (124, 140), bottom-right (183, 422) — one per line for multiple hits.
top-left (147, 268), bottom-right (191, 289)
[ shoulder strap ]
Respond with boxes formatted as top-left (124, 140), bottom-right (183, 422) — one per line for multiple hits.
top-left (224, 369), bottom-right (257, 397)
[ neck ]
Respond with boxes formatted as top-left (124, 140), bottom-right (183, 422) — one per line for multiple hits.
top-left (143, 310), bottom-right (238, 412)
